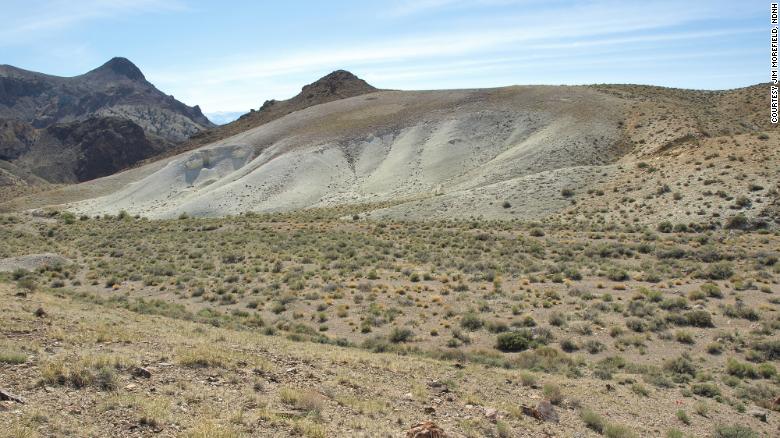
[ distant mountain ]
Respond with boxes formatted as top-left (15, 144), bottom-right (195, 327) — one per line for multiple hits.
top-left (206, 111), bottom-right (245, 125)
top-left (0, 57), bottom-right (214, 184)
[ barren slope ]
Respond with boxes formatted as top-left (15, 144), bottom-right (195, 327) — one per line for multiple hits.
top-left (66, 85), bottom-right (629, 219)
top-left (3, 82), bottom-right (775, 228)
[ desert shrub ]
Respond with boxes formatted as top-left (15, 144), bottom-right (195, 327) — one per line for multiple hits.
top-left (675, 331), bottom-right (694, 344)
top-left (657, 221), bottom-right (673, 233)
top-left (549, 311), bottom-right (567, 327)
top-left (631, 383), bottom-right (649, 397)
top-left (580, 408), bottom-right (605, 433)
top-left (700, 283), bottom-right (723, 298)
top-left (725, 358), bottom-right (758, 379)
top-left (664, 355), bottom-right (696, 382)
top-left (712, 425), bottom-right (759, 438)
top-left (486, 320), bottom-right (509, 333)
top-left (667, 429), bottom-right (684, 438)
top-left (691, 382), bottom-right (720, 398)
top-left (660, 297), bottom-right (687, 311)
top-left (542, 383), bottom-right (564, 404)
top-left (460, 313), bottom-right (484, 331)
top-left (607, 268), bottom-right (629, 281)
top-left (757, 362), bottom-right (777, 378)
top-left (388, 328), bottom-right (414, 343)
top-left (722, 303), bottom-right (759, 321)
top-left (584, 340), bottom-right (606, 354)
top-left (560, 339), bottom-right (579, 352)
top-left (626, 318), bottom-right (647, 332)
top-left (0, 348), bottom-right (27, 364)
top-left (684, 310), bottom-right (714, 327)
top-left (749, 339), bottom-right (780, 361)
top-left (518, 371), bottom-right (537, 387)
top-left (705, 262), bottom-right (733, 280)
top-left (604, 424), bottom-right (638, 438)
top-left (496, 330), bottom-right (532, 352)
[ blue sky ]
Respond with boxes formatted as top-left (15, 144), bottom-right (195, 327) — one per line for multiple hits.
top-left (0, 0), bottom-right (770, 122)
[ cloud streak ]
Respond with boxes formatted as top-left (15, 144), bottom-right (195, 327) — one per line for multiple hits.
top-left (0, 0), bottom-right (186, 45)
top-left (147, 1), bottom-right (756, 111)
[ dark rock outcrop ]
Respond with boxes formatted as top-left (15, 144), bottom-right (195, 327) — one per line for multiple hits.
top-left (0, 57), bottom-right (213, 184)
top-left (178, 70), bottom-right (377, 153)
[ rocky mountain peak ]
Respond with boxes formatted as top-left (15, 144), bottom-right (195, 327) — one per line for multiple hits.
top-left (86, 57), bottom-right (146, 81)
top-left (299, 70), bottom-right (376, 101)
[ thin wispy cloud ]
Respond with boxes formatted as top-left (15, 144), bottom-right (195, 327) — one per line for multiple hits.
top-left (0, 0), bottom-right (186, 44)
top-left (146, 0), bottom-right (757, 112)
top-left (1, 0), bottom-right (764, 115)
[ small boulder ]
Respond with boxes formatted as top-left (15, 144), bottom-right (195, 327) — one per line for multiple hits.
top-left (34, 307), bottom-right (46, 318)
top-left (748, 407), bottom-right (768, 422)
top-left (132, 367), bottom-right (152, 379)
top-left (521, 399), bottom-right (559, 423)
top-left (0, 388), bottom-right (24, 404)
top-left (406, 420), bottom-right (446, 438)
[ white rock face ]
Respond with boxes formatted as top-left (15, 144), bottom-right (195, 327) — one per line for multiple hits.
top-left (68, 86), bottom-right (627, 220)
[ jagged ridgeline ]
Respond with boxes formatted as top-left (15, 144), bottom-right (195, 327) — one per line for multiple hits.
top-left (0, 57), bottom-right (214, 184)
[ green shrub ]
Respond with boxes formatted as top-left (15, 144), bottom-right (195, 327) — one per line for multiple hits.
top-left (495, 330), bottom-right (532, 352)
top-left (757, 362), bottom-right (777, 378)
top-left (664, 355), bottom-right (697, 382)
top-left (675, 331), bottom-right (695, 344)
top-left (388, 328), bottom-right (414, 343)
top-left (580, 408), bottom-right (605, 433)
top-left (705, 262), bottom-right (733, 280)
top-left (713, 425), bottom-right (759, 438)
top-left (676, 409), bottom-right (690, 425)
top-left (684, 310), bottom-right (714, 327)
top-left (725, 358), bottom-right (758, 379)
top-left (657, 221), bottom-right (673, 233)
top-left (666, 429), bottom-right (684, 438)
top-left (604, 423), bottom-right (638, 438)
top-left (691, 382), bottom-right (720, 398)
top-left (542, 383), bottom-right (564, 404)
top-left (460, 313), bottom-right (484, 331)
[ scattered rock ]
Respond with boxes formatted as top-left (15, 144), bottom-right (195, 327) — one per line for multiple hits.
top-left (521, 400), bottom-right (559, 423)
top-left (484, 407), bottom-right (498, 422)
top-left (403, 392), bottom-right (414, 401)
top-left (0, 388), bottom-right (24, 404)
top-left (423, 406), bottom-right (436, 414)
top-left (429, 380), bottom-right (449, 394)
top-left (406, 420), bottom-right (446, 438)
top-left (124, 383), bottom-right (138, 391)
top-left (748, 408), bottom-right (768, 422)
top-left (34, 307), bottom-right (47, 318)
top-left (132, 367), bottom-right (152, 378)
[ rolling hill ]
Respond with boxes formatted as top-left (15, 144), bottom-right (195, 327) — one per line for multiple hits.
top-left (1, 74), bottom-right (776, 229)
